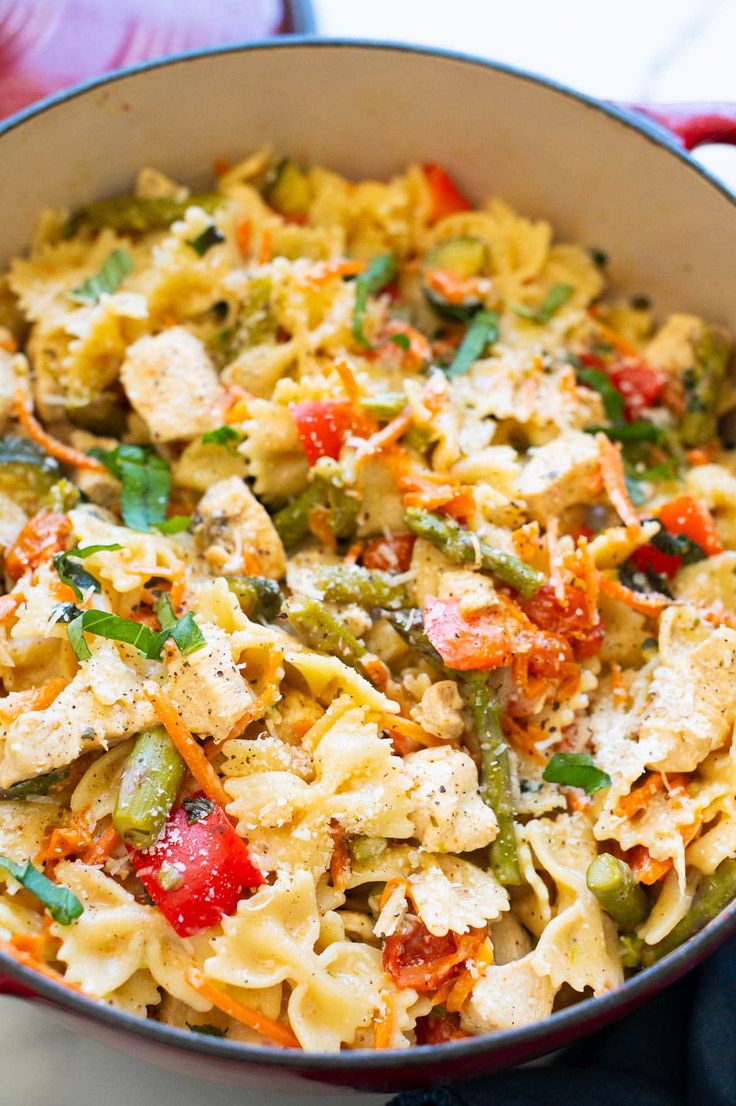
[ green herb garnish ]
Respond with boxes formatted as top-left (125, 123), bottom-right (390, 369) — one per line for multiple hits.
top-left (586, 421), bottom-right (664, 444)
top-left (445, 311), bottom-right (499, 380)
top-left (183, 796), bottom-right (215, 825)
top-left (511, 283), bottom-right (574, 324)
top-left (88, 444), bottom-right (171, 532)
top-left (352, 252), bottom-right (398, 347)
top-left (53, 544), bottom-right (123, 601)
top-left (153, 516), bottom-right (192, 535)
top-left (68, 249), bottom-right (133, 305)
top-left (66, 605), bottom-right (205, 662)
top-left (390, 333), bottom-right (411, 352)
top-left (576, 367), bottom-right (625, 424)
top-left (186, 225), bottom-right (225, 257)
top-left (201, 426), bottom-right (242, 449)
top-left (186, 1023), bottom-right (228, 1037)
top-left (0, 857), bottom-right (83, 924)
top-left (542, 752), bottom-right (612, 794)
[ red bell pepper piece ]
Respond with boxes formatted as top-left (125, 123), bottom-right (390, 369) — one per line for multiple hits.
top-left (657, 495), bottom-right (723, 557)
top-left (361, 533), bottom-right (415, 573)
top-left (130, 797), bottom-right (263, 936)
top-left (423, 164), bottom-right (472, 224)
top-left (290, 399), bottom-right (350, 465)
top-left (607, 360), bottom-right (667, 421)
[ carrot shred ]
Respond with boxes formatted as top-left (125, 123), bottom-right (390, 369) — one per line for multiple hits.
top-left (361, 653), bottom-right (391, 692)
top-left (570, 534), bottom-right (599, 623)
top-left (0, 594), bottom-right (22, 623)
top-left (13, 390), bottom-right (105, 472)
top-left (686, 445), bottom-right (716, 467)
top-left (512, 521), bottom-right (541, 564)
top-left (81, 824), bottom-right (122, 866)
top-left (596, 432), bottom-right (641, 531)
top-left (0, 937), bottom-right (92, 996)
top-left (225, 652), bottom-right (284, 741)
top-left (609, 661), bottom-right (628, 709)
top-left (444, 939), bottom-right (494, 1014)
top-left (355, 407), bottom-right (413, 464)
top-left (235, 219), bottom-right (252, 258)
top-left (36, 812), bottom-right (93, 866)
top-left (143, 682), bottom-right (231, 807)
top-left (597, 572), bottom-right (669, 616)
top-left (378, 877), bottom-right (413, 913)
top-left (616, 772), bottom-right (689, 820)
top-left (382, 715), bottom-right (442, 749)
top-left (592, 317), bottom-right (640, 359)
top-left (374, 991), bottom-right (395, 1049)
top-left (381, 321), bottom-right (432, 371)
top-left (334, 358), bottom-right (361, 404)
top-left (258, 227), bottom-right (272, 265)
top-left (185, 967), bottom-right (300, 1049)
top-left (300, 258), bottom-right (367, 288)
top-left (168, 566), bottom-right (188, 615)
top-left (424, 269), bottom-right (483, 306)
top-left (0, 676), bottom-right (68, 726)
top-left (11, 932), bottom-right (46, 959)
top-left (307, 505), bottom-right (338, 552)
top-left (545, 517), bottom-right (566, 603)
top-left (343, 540), bottom-right (363, 565)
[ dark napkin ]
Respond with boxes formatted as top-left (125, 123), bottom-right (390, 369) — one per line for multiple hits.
top-left (390, 935), bottom-right (736, 1106)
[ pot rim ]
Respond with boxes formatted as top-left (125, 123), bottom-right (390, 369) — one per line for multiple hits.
top-left (0, 35), bottom-right (734, 1073)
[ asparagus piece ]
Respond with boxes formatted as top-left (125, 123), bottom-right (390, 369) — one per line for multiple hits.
top-left (0, 767), bottom-right (69, 801)
top-left (314, 564), bottom-right (411, 610)
top-left (381, 608), bottom-right (448, 671)
top-left (360, 392), bottom-right (407, 421)
top-left (403, 507), bottom-right (544, 598)
top-left (226, 575), bottom-right (282, 621)
top-left (679, 325), bottom-right (731, 447)
top-left (641, 857), bottom-right (736, 966)
top-left (586, 853), bottom-right (650, 930)
top-left (284, 596), bottom-right (367, 671)
top-left (619, 933), bottom-right (644, 969)
top-left (68, 193), bottom-right (222, 234)
top-left (464, 675), bottom-right (520, 886)
top-left (113, 727), bottom-right (186, 848)
top-left (272, 482), bottom-right (324, 550)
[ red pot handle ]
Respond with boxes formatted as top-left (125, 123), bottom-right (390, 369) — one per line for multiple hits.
top-left (620, 102), bottom-right (736, 151)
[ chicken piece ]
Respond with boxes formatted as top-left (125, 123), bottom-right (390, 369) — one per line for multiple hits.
top-left (193, 475), bottom-right (287, 580)
top-left (517, 430), bottom-right (601, 523)
top-left (461, 954), bottom-right (555, 1033)
top-left (404, 746), bottom-right (497, 853)
top-left (410, 680), bottom-right (465, 740)
top-left (165, 621), bottom-right (254, 742)
top-left (120, 327), bottom-right (223, 442)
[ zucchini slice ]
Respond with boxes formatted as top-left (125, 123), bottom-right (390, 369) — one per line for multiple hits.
top-left (263, 159), bottom-right (312, 219)
top-left (0, 436), bottom-right (60, 512)
top-left (422, 235), bottom-right (487, 321)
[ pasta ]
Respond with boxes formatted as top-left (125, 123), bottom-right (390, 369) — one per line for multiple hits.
top-left (0, 151), bottom-right (732, 1051)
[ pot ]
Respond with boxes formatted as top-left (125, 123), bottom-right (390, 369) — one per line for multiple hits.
top-left (0, 39), bottom-right (734, 1094)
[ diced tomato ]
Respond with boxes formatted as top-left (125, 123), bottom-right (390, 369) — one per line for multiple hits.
top-left (361, 533), bottom-right (415, 573)
top-left (383, 916), bottom-right (484, 992)
top-left (290, 399), bottom-right (351, 465)
top-left (423, 594), bottom-right (575, 679)
top-left (521, 582), bottom-right (604, 660)
top-left (423, 164), bottom-right (472, 224)
top-left (629, 542), bottom-right (682, 580)
top-left (607, 360), bottom-right (667, 421)
top-left (415, 1011), bottom-right (467, 1045)
top-left (5, 512), bottom-right (71, 580)
top-left (130, 797), bottom-right (263, 937)
top-left (657, 495), bottom-right (723, 557)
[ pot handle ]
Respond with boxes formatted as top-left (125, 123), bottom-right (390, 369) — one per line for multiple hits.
top-left (620, 102), bottom-right (736, 151)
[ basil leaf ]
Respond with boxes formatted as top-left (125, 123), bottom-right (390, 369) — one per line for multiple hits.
top-left (53, 543), bottom-right (123, 601)
top-left (169, 611), bottom-right (206, 656)
top-left (650, 525), bottom-right (706, 567)
top-left (542, 752), bottom-right (612, 794)
top-left (576, 367), bottom-right (625, 424)
top-left (201, 426), bottom-right (241, 448)
top-left (0, 856), bottom-right (83, 924)
top-left (183, 796), bottom-right (215, 825)
top-left (153, 516), bottom-right (192, 535)
top-left (154, 593), bottom-right (176, 631)
top-left (390, 333), bottom-right (410, 352)
top-left (512, 283), bottom-right (574, 325)
top-left (68, 613), bottom-right (92, 660)
top-left (445, 311), bottom-right (499, 380)
top-left (186, 1023), bottom-right (227, 1037)
top-left (68, 249), bottom-right (133, 305)
top-left (353, 252), bottom-right (398, 347)
top-left (88, 444), bottom-right (171, 531)
top-left (186, 225), bottom-right (225, 257)
top-left (619, 561), bottom-right (673, 599)
top-left (586, 421), bottom-right (664, 444)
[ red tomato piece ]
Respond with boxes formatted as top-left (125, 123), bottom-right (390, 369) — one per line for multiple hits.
top-left (415, 1011), bottom-right (467, 1045)
top-left (290, 399), bottom-right (350, 465)
top-left (361, 533), bottom-right (415, 573)
top-left (423, 164), bottom-right (472, 224)
top-left (521, 582), bottom-right (605, 660)
top-left (657, 495), bottom-right (723, 557)
top-left (629, 542), bottom-right (682, 580)
top-left (608, 360), bottom-right (667, 421)
top-left (130, 798), bottom-right (263, 937)
top-left (5, 511), bottom-right (71, 580)
top-left (383, 917), bottom-right (483, 992)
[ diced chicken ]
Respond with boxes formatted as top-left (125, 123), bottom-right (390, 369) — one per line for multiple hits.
top-left (165, 620), bottom-right (253, 742)
top-left (404, 746), bottom-right (497, 853)
top-left (0, 640), bottom-right (156, 787)
top-left (641, 606), bottom-right (736, 773)
top-left (120, 327), bottom-right (224, 442)
top-left (193, 475), bottom-right (287, 579)
top-left (437, 569), bottom-right (499, 614)
top-left (410, 680), bottom-right (465, 740)
top-left (517, 430), bottom-right (600, 522)
top-left (461, 954), bottom-right (556, 1033)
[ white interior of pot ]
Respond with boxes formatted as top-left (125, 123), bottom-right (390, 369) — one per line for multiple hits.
top-left (0, 42), bottom-right (733, 314)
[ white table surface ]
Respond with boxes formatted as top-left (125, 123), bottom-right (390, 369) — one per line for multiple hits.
top-left (1, 3), bottom-right (734, 1103)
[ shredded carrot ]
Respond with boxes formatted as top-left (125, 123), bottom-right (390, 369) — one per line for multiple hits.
top-left (36, 812), bottom-right (93, 866)
top-left (81, 824), bottom-right (122, 866)
top-left (545, 517), bottom-right (566, 603)
top-left (343, 540), bottom-right (363, 565)
top-left (307, 505), bottom-right (338, 552)
top-left (378, 877), bottom-right (413, 913)
top-left (329, 819), bottom-right (350, 891)
top-left (0, 676), bottom-right (68, 726)
top-left (445, 939), bottom-right (494, 1014)
top-left (143, 682), bottom-right (231, 807)
top-left (381, 321), bottom-right (432, 371)
top-left (424, 269), bottom-right (483, 306)
top-left (11, 932), bottom-right (46, 959)
top-left (570, 534), bottom-right (599, 623)
top-left (592, 317), bottom-right (640, 359)
top-left (628, 846), bottom-right (673, 885)
top-left (596, 432), bottom-right (640, 531)
top-left (361, 653), bottom-right (391, 692)
top-left (168, 566), bottom-right (188, 615)
top-left (300, 258), bottom-right (367, 288)
top-left (686, 446), bottom-right (716, 467)
top-left (609, 661), bottom-right (628, 709)
top-left (0, 594), bottom-right (22, 623)
top-left (383, 714), bottom-right (441, 749)
top-left (374, 991), bottom-right (395, 1049)
top-left (185, 968), bottom-right (300, 1048)
top-left (235, 219), bottom-right (252, 258)
top-left (503, 718), bottom-right (546, 764)
top-left (0, 937), bottom-right (91, 996)
top-left (616, 772), bottom-right (689, 820)
top-left (225, 651), bottom-right (284, 741)
top-left (355, 407), bottom-right (413, 464)
top-left (258, 227), bottom-right (272, 265)
top-left (597, 572), bottom-right (669, 616)
top-left (512, 521), bottom-right (541, 564)
top-left (334, 358), bottom-right (361, 404)
top-left (13, 390), bottom-right (105, 472)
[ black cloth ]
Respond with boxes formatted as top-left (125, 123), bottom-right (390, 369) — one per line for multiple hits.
top-left (391, 935), bottom-right (736, 1106)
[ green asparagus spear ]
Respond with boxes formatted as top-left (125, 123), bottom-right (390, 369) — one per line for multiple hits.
top-left (464, 675), bottom-right (520, 886)
top-left (67, 193), bottom-right (222, 235)
top-left (272, 477), bottom-right (360, 551)
top-left (679, 325), bottom-right (731, 447)
top-left (226, 575), bottom-right (282, 621)
top-left (284, 596), bottom-right (367, 670)
top-left (113, 726), bottom-right (186, 848)
top-left (314, 564), bottom-right (411, 610)
top-left (381, 608), bottom-right (448, 670)
top-left (586, 853), bottom-right (650, 930)
top-left (360, 392), bottom-right (407, 421)
top-left (0, 767), bottom-right (70, 801)
top-left (403, 507), bottom-right (545, 598)
top-left (619, 933), bottom-right (644, 969)
top-left (641, 857), bottom-right (736, 966)
top-left (349, 836), bottom-right (388, 865)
